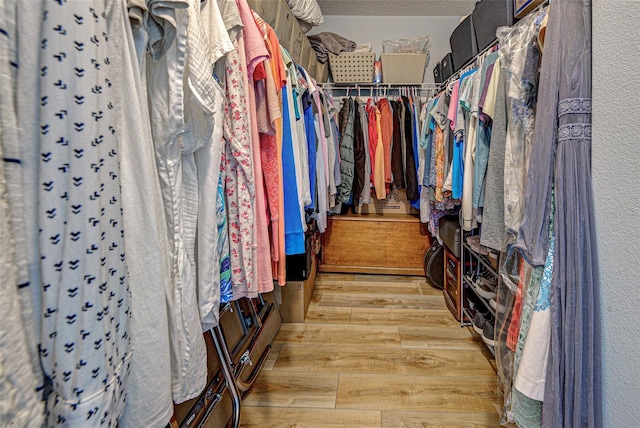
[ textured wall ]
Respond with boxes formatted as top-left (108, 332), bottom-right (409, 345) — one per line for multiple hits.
top-left (310, 15), bottom-right (462, 82)
top-left (592, 1), bottom-right (640, 425)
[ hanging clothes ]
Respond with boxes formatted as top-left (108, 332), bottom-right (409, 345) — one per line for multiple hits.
top-left (194, 0), bottom-right (233, 332)
top-left (517, 1), bottom-right (601, 426)
top-left (459, 69), bottom-right (480, 230)
top-left (217, 174), bottom-right (234, 304)
top-left (402, 96), bottom-right (419, 201)
top-left (391, 100), bottom-right (405, 189)
top-left (281, 83), bottom-right (305, 254)
top-left (498, 14), bottom-right (542, 235)
top-left (282, 48), bottom-right (308, 233)
top-left (116, 1), bottom-right (178, 424)
top-left (221, 36), bottom-right (257, 297)
top-left (0, 3), bottom-right (45, 425)
top-left (373, 101), bottom-right (386, 200)
top-left (410, 95), bottom-right (422, 209)
top-left (237, 0), bottom-right (273, 295)
top-left (337, 98), bottom-right (355, 203)
top-left (37, 0), bottom-right (133, 423)
top-left (358, 99), bottom-right (372, 204)
top-left (298, 66), bottom-right (317, 211)
top-left (480, 61), bottom-right (506, 252)
top-left (472, 51), bottom-right (500, 212)
top-left (366, 99), bottom-right (384, 199)
top-left (377, 98), bottom-right (393, 186)
top-left (352, 100), bottom-right (366, 205)
top-left (431, 93), bottom-right (449, 202)
top-left (313, 87), bottom-right (331, 231)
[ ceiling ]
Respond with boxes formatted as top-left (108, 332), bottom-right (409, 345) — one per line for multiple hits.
top-left (315, 0), bottom-right (477, 16)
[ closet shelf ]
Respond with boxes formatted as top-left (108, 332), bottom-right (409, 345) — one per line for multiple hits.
top-left (462, 242), bottom-right (498, 276)
top-left (463, 276), bottom-right (496, 318)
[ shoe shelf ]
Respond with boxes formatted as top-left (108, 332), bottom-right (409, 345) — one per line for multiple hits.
top-left (463, 275), bottom-right (496, 318)
top-left (462, 242), bottom-right (498, 275)
top-left (461, 306), bottom-right (495, 357)
top-left (460, 233), bottom-right (500, 357)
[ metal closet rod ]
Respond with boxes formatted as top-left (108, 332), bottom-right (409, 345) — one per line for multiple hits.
top-left (318, 82), bottom-right (439, 90)
top-left (318, 82), bottom-right (440, 98)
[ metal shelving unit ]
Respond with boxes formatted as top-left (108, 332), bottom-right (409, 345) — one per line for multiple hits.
top-left (460, 235), bottom-right (499, 356)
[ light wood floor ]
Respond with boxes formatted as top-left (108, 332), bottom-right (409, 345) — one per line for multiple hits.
top-left (240, 273), bottom-right (500, 427)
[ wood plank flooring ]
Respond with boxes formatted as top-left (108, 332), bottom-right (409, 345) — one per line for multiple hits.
top-left (240, 273), bottom-right (500, 427)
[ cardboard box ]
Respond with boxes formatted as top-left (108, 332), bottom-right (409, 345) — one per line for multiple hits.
top-left (258, 0), bottom-right (278, 27)
top-left (279, 256), bottom-right (317, 323)
top-left (274, 0), bottom-right (294, 48)
top-left (306, 48), bottom-right (318, 79)
top-left (381, 53), bottom-right (427, 84)
top-left (357, 188), bottom-right (418, 215)
top-left (289, 21), bottom-right (305, 63)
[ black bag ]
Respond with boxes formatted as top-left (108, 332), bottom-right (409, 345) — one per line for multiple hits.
top-left (424, 241), bottom-right (445, 290)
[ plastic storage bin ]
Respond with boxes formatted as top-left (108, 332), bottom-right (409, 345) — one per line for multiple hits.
top-left (472, 0), bottom-right (514, 51)
top-left (433, 61), bottom-right (443, 84)
top-left (450, 14), bottom-right (478, 71)
top-left (440, 53), bottom-right (454, 82)
top-left (328, 52), bottom-right (375, 83)
top-left (380, 53), bottom-right (427, 84)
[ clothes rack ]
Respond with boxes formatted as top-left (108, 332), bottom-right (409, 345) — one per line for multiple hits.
top-left (319, 82), bottom-right (439, 100)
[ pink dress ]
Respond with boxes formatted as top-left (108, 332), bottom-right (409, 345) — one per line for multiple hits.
top-left (222, 46), bottom-right (256, 297)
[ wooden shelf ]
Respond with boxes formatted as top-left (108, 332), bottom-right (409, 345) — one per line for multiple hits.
top-left (319, 213), bottom-right (430, 276)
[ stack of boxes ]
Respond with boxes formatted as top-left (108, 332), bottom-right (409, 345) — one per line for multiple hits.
top-left (246, 0), bottom-right (329, 83)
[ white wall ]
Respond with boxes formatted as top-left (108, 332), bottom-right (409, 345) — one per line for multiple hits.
top-left (593, 0), bottom-right (640, 425)
top-left (310, 15), bottom-right (462, 83)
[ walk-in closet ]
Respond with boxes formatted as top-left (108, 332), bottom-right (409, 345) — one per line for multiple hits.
top-left (1, 0), bottom-right (638, 427)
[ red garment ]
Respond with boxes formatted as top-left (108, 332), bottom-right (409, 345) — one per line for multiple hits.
top-left (377, 99), bottom-right (393, 184)
top-left (507, 258), bottom-right (526, 351)
top-left (366, 99), bottom-right (378, 184)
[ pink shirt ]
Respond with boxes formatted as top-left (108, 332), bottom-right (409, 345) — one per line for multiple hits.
top-left (237, 0), bottom-right (274, 294)
top-left (448, 80), bottom-right (461, 131)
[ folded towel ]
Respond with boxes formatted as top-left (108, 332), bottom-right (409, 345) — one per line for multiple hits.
top-left (353, 43), bottom-right (372, 53)
top-left (308, 32), bottom-right (357, 63)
